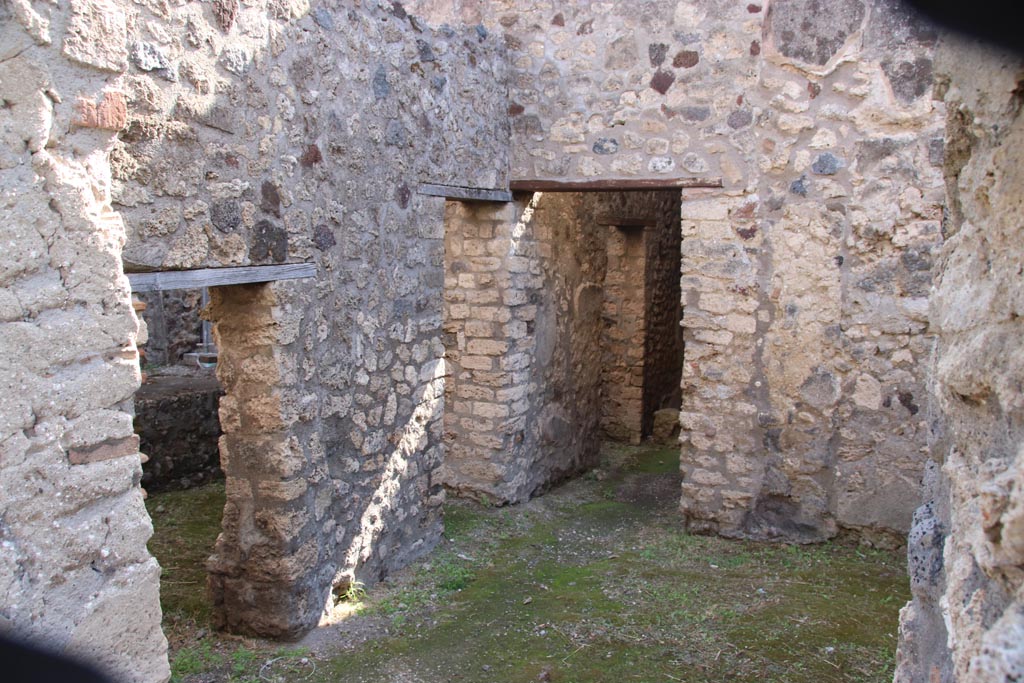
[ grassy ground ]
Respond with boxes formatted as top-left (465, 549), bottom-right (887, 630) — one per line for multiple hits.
top-left (146, 443), bottom-right (909, 683)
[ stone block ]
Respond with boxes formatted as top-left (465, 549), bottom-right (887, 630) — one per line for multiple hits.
top-left (460, 355), bottom-right (494, 371)
top-left (466, 339), bottom-right (509, 356)
top-left (72, 91), bottom-right (128, 131)
top-left (68, 434), bottom-right (139, 465)
top-left (651, 409), bottom-right (680, 444)
top-left (62, 0), bottom-right (128, 73)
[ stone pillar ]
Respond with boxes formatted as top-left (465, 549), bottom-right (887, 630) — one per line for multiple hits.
top-left (678, 194), bottom-right (765, 534)
top-left (205, 283), bottom-right (333, 639)
top-left (442, 200), bottom-right (529, 502)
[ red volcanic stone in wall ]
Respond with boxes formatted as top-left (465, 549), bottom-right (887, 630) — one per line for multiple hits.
top-left (551, 13), bottom-right (564, 26)
top-left (750, 40), bottom-right (761, 56)
top-left (300, 144), bottom-right (322, 167)
top-left (673, 50), bottom-right (700, 68)
top-left (213, 0), bottom-right (238, 33)
top-left (73, 91), bottom-right (128, 130)
top-left (747, 3), bottom-right (763, 12)
top-left (650, 70), bottom-right (675, 95)
top-left (69, 435), bottom-right (140, 465)
top-left (508, 102), bottom-right (525, 116)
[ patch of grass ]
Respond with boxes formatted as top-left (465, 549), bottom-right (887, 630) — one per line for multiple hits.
top-left (629, 444), bottom-right (680, 474)
top-left (434, 555), bottom-right (474, 591)
top-left (154, 445), bottom-right (908, 683)
top-left (442, 503), bottom-right (491, 541)
top-left (170, 641), bottom-right (222, 682)
top-left (314, 443), bottom-right (908, 683)
top-left (230, 647), bottom-right (259, 677)
top-left (145, 480), bottom-right (226, 628)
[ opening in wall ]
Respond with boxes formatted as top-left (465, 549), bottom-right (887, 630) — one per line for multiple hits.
top-left (439, 189), bottom-right (684, 505)
top-left (129, 264), bottom-right (322, 640)
top-left (598, 191), bottom-right (684, 446)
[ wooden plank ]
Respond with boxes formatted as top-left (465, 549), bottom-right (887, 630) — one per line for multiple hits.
top-left (596, 215), bottom-right (657, 227)
top-left (127, 263), bottom-right (317, 293)
top-left (417, 183), bottom-right (513, 202)
top-left (509, 177), bottom-right (724, 192)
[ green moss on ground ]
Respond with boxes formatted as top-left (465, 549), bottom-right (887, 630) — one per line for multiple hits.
top-left (146, 445), bottom-right (909, 683)
top-left (146, 480), bottom-right (225, 626)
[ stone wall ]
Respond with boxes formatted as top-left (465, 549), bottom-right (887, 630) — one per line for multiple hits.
top-left (600, 220), bottom-right (646, 443)
top-left (137, 372), bottom-right (223, 492)
top-left (409, 0), bottom-right (946, 541)
top-left (114, 0), bottom-right (509, 271)
top-left (9, 0), bottom-right (1021, 677)
top-left (639, 192), bottom-right (683, 433)
top-left (2, 0), bottom-right (510, 665)
top-left (895, 39), bottom-right (1024, 683)
top-left (443, 190), bottom-right (684, 502)
top-left (104, 0), bottom-right (510, 638)
top-left (442, 193), bottom-right (606, 503)
top-left (0, 0), bottom-right (170, 679)
top-left (520, 193), bottom-right (607, 495)
top-left (136, 289), bottom-right (204, 366)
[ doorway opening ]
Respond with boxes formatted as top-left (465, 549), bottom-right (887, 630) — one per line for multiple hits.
top-left (440, 189), bottom-right (684, 505)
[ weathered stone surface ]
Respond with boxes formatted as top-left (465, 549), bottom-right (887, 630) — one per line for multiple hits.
top-left (442, 191), bottom-right (681, 501)
top-left (811, 152), bottom-right (845, 175)
top-left (62, 0), bottom-right (128, 72)
top-left (210, 200), bottom-right (242, 233)
top-left (137, 373), bottom-right (223, 492)
top-left (652, 408), bottom-right (680, 444)
top-left (767, 0), bottom-right (865, 66)
top-left (650, 70), bottom-right (675, 95)
top-left (881, 57), bottom-right (934, 103)
top-left (593, 138), bottom-right (619, 155)
top-left (673, 50), bottom-right (700, 68)
top-left (250, 219), bottom-right (288, 263)
top-left (69, 434), bottom-right (141, 465)
top-left (5, 1), bottom-right (1009, 678)
top-left (2, 7), bottom-right (168, 677)
top-left (894, 39), bottom-right (1024, 683)
top-left (727, 109), bottom-right (752, 129)
top-left (73, 92), bottom-right (128, 131)
top-left (7, 0), bottom-right (510, 666)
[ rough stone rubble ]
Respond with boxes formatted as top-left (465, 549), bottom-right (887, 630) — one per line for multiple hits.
top-left (0, 0), bottom-right (1021, 681)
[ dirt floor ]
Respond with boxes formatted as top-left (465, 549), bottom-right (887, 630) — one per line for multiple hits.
top-left (147, 442), bottom-right (909, 683)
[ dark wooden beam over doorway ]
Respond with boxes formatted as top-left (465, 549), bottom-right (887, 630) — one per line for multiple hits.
top-left (127, 263), bottom-right (317, 293)
top-left (417, 183), bottom-right (514, 202)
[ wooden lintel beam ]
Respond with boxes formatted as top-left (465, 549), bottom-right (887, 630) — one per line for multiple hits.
top-left (509, 177), bottom-right (724, 192)
top-left (127, 263), bottom-right (317, 293)
top-left (418, 183), bottom-right (513, 203)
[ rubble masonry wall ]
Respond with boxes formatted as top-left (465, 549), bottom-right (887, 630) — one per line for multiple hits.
top-left (2, 0), bottom-right (510, 669)
top-left (107, 0), bottom-right (510, 638)
top-left (0, 0), bottom-right (170, 679)
top-left (895, 38), bottom-right (1024, 683)
top-left (411, 0), bottom-right (947, 540)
